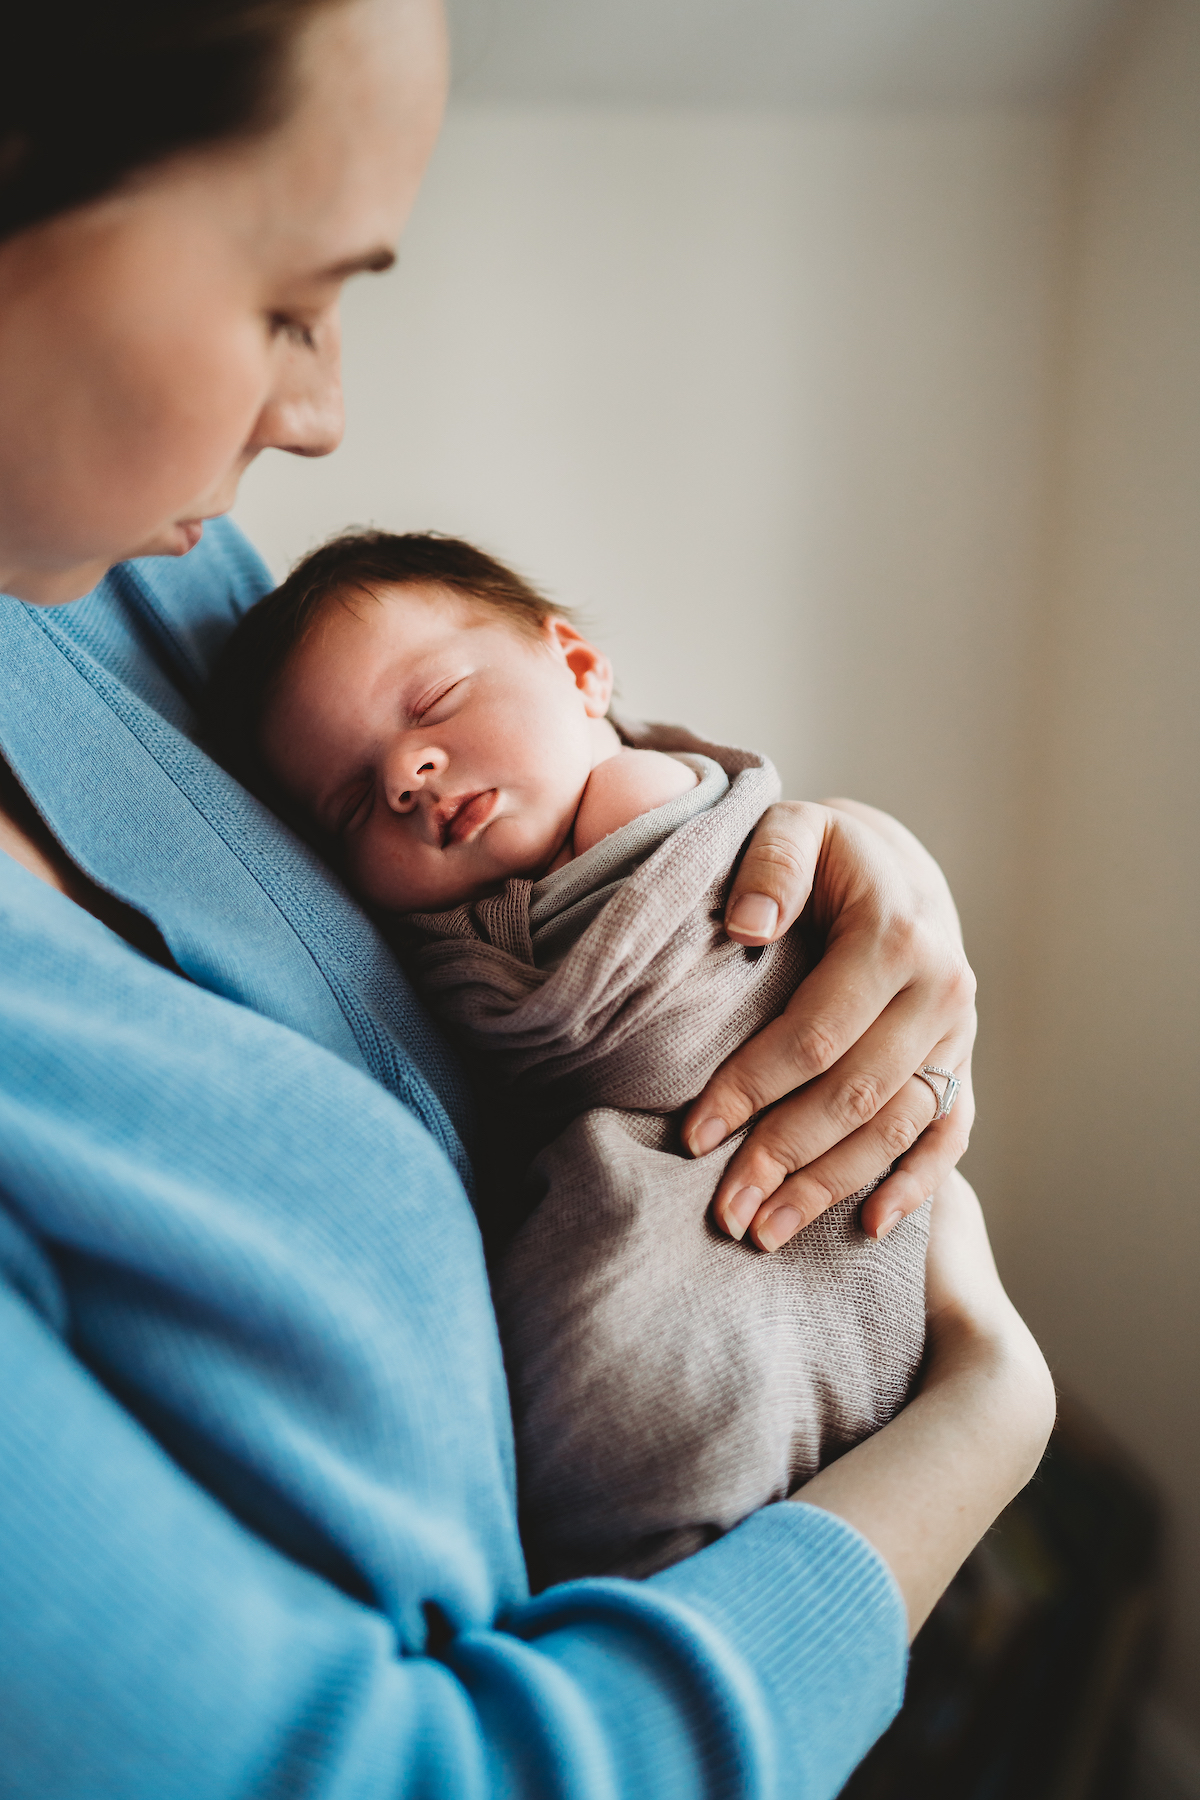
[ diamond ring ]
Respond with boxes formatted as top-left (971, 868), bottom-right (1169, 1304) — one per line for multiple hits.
top-left (916, 1065), bottom-right (960, 1121)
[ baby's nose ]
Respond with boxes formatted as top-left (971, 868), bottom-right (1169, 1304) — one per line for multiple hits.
top-left (386, 745), bottom-right (444, 812)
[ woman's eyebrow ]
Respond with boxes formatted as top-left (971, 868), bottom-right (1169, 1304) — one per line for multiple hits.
top-left (320, 246), bottom-right (397, 280)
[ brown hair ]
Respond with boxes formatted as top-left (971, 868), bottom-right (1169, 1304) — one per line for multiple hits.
top-left (1, 1), bottom-right (344, 241)
top-left (203, 528), bottom-right (570, 791)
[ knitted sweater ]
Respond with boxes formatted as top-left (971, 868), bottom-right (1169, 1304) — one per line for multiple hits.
top-left (0, 519), bottom-right (906, 1798)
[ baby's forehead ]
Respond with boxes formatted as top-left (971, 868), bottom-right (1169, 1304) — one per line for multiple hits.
top-left (325, 578), bottom-right (548, 650)
top-left (314, 579), bottom-right (554, 666)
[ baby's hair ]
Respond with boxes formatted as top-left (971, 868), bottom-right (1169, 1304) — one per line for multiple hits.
top-left (203, 527), bottom-right (570, 792)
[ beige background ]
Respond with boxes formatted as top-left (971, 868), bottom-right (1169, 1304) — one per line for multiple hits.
top-left (234, 0), bottom-right (1199, 1756)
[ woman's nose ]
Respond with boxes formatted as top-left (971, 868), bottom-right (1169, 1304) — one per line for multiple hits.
top-left (249, 310), bottom-right (346, 461)
top-left (383, 742), bottom-right (448, 813)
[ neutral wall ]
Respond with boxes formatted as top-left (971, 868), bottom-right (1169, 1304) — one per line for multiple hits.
top-left (1010, 0), bottom-right (1200, 1735)
top-left (234, 106), bottom-right (1068, 1208)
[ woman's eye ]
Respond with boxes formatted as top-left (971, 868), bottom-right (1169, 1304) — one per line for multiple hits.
top-left (269, 313), bottom-right (318, 351)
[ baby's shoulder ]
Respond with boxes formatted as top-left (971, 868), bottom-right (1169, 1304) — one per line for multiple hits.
top-left (573, 750), bottom-right (698, 856)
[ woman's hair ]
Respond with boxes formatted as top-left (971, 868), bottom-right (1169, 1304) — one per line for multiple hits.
top-left (203, 528), bottom-right (569, 790)
top-left (1, 1), bottom-right (344, 240)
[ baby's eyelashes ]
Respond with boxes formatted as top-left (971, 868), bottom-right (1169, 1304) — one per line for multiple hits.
top-left (411, 676), bottom-right (467, 724)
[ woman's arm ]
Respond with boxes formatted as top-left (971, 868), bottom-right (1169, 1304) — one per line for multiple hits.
top-left (0, 1257), bottom-right (906, 1800)
top-left (798, 1171), bottom-right (1056, 1637)
top-left (685, 799), bottom-right (976, 1250)
top-left (0, 854), bottom-right (907, 1800)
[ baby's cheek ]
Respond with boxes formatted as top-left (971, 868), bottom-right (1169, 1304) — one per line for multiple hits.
top-left (347, 829), bottom-right (416, 910)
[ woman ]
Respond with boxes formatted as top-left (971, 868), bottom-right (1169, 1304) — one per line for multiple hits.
top-left (0, 3), bottom-right (1054, 1795)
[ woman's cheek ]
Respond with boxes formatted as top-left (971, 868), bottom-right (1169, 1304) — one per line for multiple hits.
top-left (15, 216), bottom-right (272, 559)
top-left (108, 316), bottom-right (270, 531)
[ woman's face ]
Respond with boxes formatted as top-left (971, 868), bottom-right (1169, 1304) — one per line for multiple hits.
top-left (0, 0), bottom-right (447, 606)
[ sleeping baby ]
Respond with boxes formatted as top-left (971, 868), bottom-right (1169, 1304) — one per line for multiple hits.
top-left (206, 529), bottom-right (930, 1586)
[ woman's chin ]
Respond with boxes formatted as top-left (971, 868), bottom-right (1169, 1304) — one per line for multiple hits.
top-left (1, 556), bottom-right (114, 607)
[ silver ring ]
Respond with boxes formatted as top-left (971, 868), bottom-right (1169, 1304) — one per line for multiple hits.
top-left (916, 1065), bottom-right (960, 1121)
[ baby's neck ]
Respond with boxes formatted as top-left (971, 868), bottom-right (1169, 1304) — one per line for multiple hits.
top-left (543, 717), bottom-right (623, 876)
top-left (587, 715), bottom-right (625, 768)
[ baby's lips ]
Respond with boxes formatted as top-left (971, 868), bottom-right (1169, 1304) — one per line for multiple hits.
top-left (442, 788), bottom-right (500, 846)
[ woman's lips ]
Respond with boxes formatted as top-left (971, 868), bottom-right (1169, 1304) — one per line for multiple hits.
top-left (441, 789), bottom-right (499, 847)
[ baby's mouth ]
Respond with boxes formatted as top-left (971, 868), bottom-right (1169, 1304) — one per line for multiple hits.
top-left (438, 789), bottom-right (500, 848)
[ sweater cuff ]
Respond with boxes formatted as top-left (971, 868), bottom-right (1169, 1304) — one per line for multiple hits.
top-left (513, 1501), bottom-right (907, 1798)
top-left (654, 1501), bottom-right (908, 1788)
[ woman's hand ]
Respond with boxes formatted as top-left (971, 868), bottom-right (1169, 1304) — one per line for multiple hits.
top-left (682, 798), bottom-right (976, 1250)
top-left (796, 1173), bottom-right (1056, 1638)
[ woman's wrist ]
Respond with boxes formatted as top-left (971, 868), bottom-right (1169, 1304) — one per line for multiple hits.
top-left (796, 1322), bottom-right (1054, 1638)
top-left (918, 1173), bottom-right (1056, 1475)
top-left (790, 1176), bottom-right (1055, 1638)
top-left (921, 1292), bottom-right (1057, 1490)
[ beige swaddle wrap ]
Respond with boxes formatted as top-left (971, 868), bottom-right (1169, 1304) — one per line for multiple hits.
top-left (401, 721), bottom-right (929, 1586)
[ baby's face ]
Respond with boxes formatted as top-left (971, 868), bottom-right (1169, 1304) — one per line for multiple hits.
top-left (259, 582), bottom-right (613, 911)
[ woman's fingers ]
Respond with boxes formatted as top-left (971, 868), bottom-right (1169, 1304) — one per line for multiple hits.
top-left (683, 946), bottom-right (911, 1162)
top-left (711, 1046), bottom-right (974, 1252)
top-left (686, 925), bottom-right (974, 1162)
top-left (693, 804), bottom-right (976, 1158)
top-left (684, 946), bottom-right (900, 1154)
top-left (858, 1082), bottom-right (975, 1241)
top-left (722, 800), bottom-right (830, 944)
top-left (700, 796), bottom-right (979, 1248)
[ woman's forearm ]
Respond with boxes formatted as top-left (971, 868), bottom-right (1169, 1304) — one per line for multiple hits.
top-left (797, 1306), bottom-right (1053, 1637)
top-left (794, 1175), bottom-right (1056, 1638)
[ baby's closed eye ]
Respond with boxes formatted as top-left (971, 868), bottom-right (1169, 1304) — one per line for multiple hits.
top-left (572, 750), bottom-right (698, 856)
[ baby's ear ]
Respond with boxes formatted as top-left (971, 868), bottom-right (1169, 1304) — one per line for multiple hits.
top-left (549, 617), bottom-right (613, 718)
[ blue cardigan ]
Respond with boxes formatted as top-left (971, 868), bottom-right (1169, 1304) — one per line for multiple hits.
top-left (0, 520), bottom-right (905, 1798)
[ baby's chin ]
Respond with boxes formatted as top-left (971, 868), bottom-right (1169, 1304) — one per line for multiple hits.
top-left (378, 869), bottom-right (536, 914)
top-left (362, 841), bottom-right (564, 915)
top-left (349, 804), bottom-right (578, 914)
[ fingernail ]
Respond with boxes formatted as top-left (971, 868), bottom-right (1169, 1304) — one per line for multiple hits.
top-left (722, 1187), bottom-right (763, 1241)
top-left (757, 1205), bottom-right (801, 1253)
top-left (872, 1210), bottom-right (902, 1240)
top-left (727, 893), bottom-right (778, 939)
top-left (689, 1116), bottom-right (727, 1157)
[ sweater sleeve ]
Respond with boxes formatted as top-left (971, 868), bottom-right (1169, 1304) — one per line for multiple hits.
top-left (494, 1510), bottom-right (906, 1798)
top-left (0, 861), bottom-right (906, 1800)
top-left (0, 1295), bottom-right (903, 1800)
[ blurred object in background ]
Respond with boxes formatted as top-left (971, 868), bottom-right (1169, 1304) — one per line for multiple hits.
top-left (842, 1398), bottom-right (1162, 1800)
